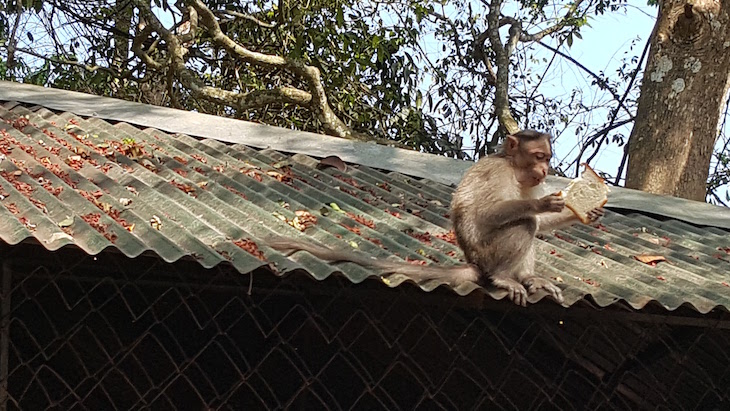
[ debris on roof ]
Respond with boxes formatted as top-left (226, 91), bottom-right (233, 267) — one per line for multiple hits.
top-left (1, 100), bottom-right (730, 313)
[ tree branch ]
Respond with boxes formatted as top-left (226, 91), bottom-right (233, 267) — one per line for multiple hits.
top-left (177, 5), bottom-right (198, 44)
top-left (187, 0), bottom-right (352, 138)
top-left (9, 46), bottom-right (124, 77)
top-left (6, 0), bottom-right (23, 71)
top-left (239, 87), bottom-right (312, 109)
top-left (128, 0), bottom-right (353, 138)
top-left (216, 9), bottom-right (276, 29)
top-left (709, 91), bottom-right (730, 185)
top-left (486, 0), bottom-right (519, 134)
top-left (134, 0), bottom-right (233, 107)
top-left (131, 24), bottom-right (163, 70)
top-left (470, 31), bottom-right (497, 85)
top-left (518, 0), bottom-right (587, 42)
top-left (537, 41), bottom-right (632, 116)
top-left (476, 0), bottom-right (588, 136)
top-left (573, 117), bottom-right (634, 172)
top-left (614, 144), bottom-right (629, 185)
top-left (577, 33), bottom-right (650, 174)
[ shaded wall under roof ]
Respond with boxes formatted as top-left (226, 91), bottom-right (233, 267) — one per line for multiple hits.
top-left (2, 243), bottom-right (729, 410)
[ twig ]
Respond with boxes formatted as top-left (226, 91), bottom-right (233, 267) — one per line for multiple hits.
top-left (575, 34), bottom-right (651, 174)
top-left (614, 144), bottom-right (629, 185)
top-left (217, 10), bottom-right (276, 29)
top-left (9, 46), bottom-right (121, 76)
top-left (537, 41), bottom-right (631, 116)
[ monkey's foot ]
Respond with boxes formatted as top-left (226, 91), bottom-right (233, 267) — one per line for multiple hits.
top-left (490, 277), bottom-right (528, 307)
top-left (523, 276), bottom-right (564, 304)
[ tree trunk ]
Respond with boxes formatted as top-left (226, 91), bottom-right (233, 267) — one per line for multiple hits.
top-left (626, 0), bottom-right (730, 201)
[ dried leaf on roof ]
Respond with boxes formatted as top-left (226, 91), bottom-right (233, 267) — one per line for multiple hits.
top-left (318, 155), bottom-right (347, 172)
top-left (346, 212), bottom-right (375, 229)
top-left (634, 254), bottom-right (667, 266)
top-left (234, 238), bottom-right (266, 261)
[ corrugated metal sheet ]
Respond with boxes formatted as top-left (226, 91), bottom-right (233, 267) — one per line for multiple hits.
top-left (1, 101), bottom-right (730, 313)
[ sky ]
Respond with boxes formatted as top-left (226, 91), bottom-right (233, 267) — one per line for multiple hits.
top-left (541, 1), bottom-right (658, 181)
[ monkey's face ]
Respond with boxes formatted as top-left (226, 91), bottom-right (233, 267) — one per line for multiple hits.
top-left (512, 138), bottom-right (552, 188)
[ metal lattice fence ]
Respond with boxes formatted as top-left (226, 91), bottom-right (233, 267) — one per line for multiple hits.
top-left (0, 243), bottom-right (729, 410)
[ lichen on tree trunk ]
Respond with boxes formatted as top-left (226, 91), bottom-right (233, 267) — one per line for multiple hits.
top-left (626, 0), bottom-right (730, 201)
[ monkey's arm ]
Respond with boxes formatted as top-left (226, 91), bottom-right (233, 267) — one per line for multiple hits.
top-left (480, 192), bottom-right (564, 229)
top-left (536, 209), bottom-right (577, 232)
top-left (479, 199), bottom-right (541, 229)
top-left (537, 207), bottom-right (605, 232)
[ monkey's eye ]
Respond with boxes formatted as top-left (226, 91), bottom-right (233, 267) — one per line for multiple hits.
top-left (535, 153), bottom-right (547, 161)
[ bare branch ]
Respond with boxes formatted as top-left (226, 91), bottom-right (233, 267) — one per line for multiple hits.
top-left (486, 0), bottom-right (519, 134)
top-left (134, 0), bottom-right (231, 107)
top-left (177, 5), bottom-right (198, 44)
top-left (505, 23), bottom-right (521, 57)
top-left (131, 24), bottom-right (163, 70)
top-left (10, 46), bottom-right (122, 77)
top-left (537, 41), bottom-right (632, 116)
top-left (576, 34), bottom-right (650, 174)
top-left (239, 87), bottom-right (312, 109)
top-left (6, 0), bottom-right (23, 71)
top-left (574, 117), bottom-right (634, 170)
top-left (517, 0), bottom-right (587, 42)
top-left (216, 9), bottom-right (276, 29)
top-left (614, 144), bottom-right (629, 185)
top-left (471, 32), bottom-right (497, 85)
top-left (129, 0), bottom-right (353, 138)
top-left (188, 0), bottom-right (352, 138)
top-left (709, 91), bottom-right (730, 182)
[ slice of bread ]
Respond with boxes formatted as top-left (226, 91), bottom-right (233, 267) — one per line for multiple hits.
top-left (560, 164), bottom-right (610, 224)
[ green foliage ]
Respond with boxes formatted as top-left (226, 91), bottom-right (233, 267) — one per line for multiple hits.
top-left (23, 59), bottom-right (50, 85)
top-left (1, 0), bottom-right (624, 159)
top-left (0, 0), bottom-right (457, 153)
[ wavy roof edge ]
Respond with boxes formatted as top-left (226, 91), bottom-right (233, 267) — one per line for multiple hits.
top-left (2, 80), bottom-right (729, 230)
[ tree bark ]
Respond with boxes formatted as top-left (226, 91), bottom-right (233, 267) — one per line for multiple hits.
top-left (626, 0), bottom-right (730, 201)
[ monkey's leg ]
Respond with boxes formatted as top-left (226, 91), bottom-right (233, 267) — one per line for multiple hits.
top-left (490, 277), bottom-right (528, 307)
top-left (522, 276), bottom-right (564, 304)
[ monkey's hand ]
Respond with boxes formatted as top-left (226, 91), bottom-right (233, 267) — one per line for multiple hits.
top-left (491, 277), bottom-right (529, 307)
top-left (523, 276), bottom-right (564, 304)
top-left (536, 192), bottom-right (565, 213)
top-left (586, 207), bottom-right (605, 223)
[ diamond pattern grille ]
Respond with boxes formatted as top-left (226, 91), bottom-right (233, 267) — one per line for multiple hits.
top-left (0, 244), bottom-right (728, 410)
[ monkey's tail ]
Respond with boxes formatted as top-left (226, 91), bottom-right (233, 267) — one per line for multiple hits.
top-left (268, 237), bottom-right (481, 285)
top-left (268, 237), bottom-right (383, 267)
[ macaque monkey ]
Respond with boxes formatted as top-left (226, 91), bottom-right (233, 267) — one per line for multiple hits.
top-left (270, 130), bottom-right (604, 306)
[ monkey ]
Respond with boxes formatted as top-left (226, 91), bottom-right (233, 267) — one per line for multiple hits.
top-left (269, 130), bottom-right (604, 306)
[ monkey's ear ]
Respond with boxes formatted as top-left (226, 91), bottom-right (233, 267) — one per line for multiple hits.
top-left (505, 134), bottom-right (520, 155)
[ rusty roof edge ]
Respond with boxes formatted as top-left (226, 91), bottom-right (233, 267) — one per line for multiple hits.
top-left (2, 80), bottom-right (730, 230)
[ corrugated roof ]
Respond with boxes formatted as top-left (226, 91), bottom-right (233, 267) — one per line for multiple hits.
top-left (4, 79), bottom-right (730, 230)
top-left (1, 99), bottom-right (730, 313)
